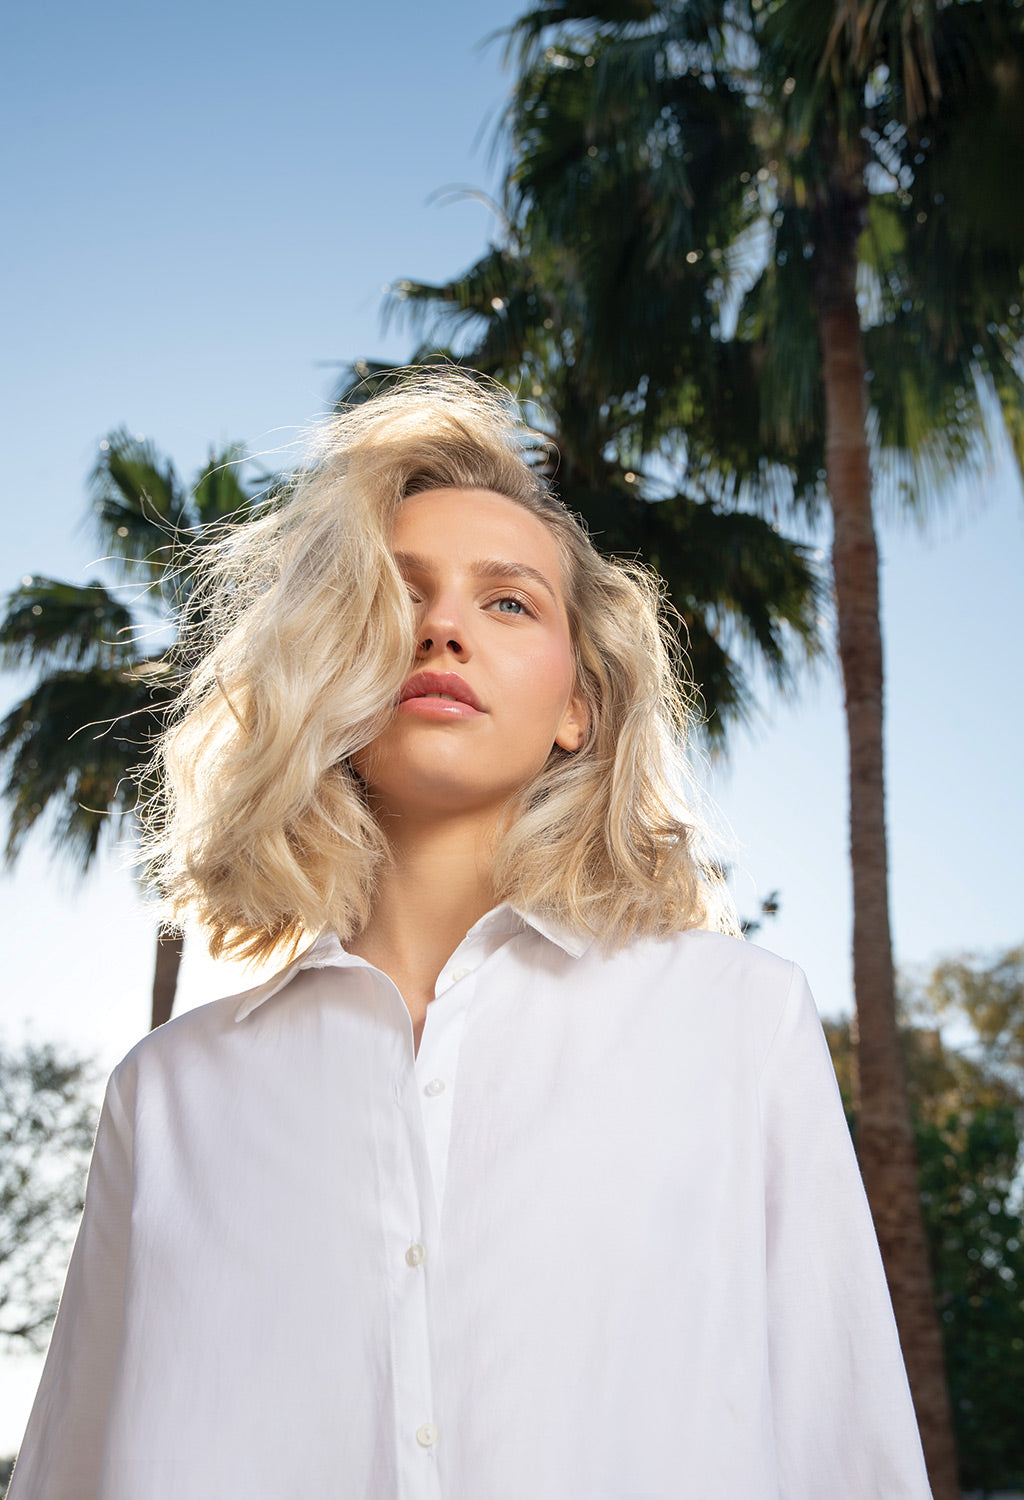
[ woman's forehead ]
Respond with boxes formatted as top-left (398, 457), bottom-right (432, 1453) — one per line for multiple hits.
top-left (394, 487), bottom-right (567, 580)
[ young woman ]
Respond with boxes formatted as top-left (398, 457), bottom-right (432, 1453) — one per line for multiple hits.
top-left (10, 375), bottom-right (932, 1499)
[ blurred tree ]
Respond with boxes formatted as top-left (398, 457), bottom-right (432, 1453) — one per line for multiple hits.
top-left (826, 942), bottom-right (1024, 1494)
top-left (0, 1040), bottom-right (96, 1349)
top-left (0, 432), bottom-right (261, 1030)
top-left (920, 944), bottom-right (1024, 1086)
top-left (917, 1105), bottom-right (1024, 1495)
top-left (739, 886), bottom-right (779, 941)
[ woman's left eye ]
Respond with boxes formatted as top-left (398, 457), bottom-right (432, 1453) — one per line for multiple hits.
top-left (487, 595), bottom-right (531, 616)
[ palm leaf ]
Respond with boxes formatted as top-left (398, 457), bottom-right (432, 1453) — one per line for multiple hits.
top-left (0, 665), bottom-right (172, 867)
top-left (190, 446), bottom-right (254, 527)
top-left (0, 579), bottom-right (138, 673)
top-left (89, 428), bottom-right (185, 580)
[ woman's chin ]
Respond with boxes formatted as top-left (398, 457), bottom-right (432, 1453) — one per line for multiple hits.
top-left (366, 774), bottom-right (524, 826)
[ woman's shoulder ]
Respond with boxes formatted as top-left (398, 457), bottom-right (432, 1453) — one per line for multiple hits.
top-left (613, 925), bottom-right (802, 992)
top-left (109, 977), bottom-right (279, 1084)
top-left (588, 926), bottom-right (810, 1057)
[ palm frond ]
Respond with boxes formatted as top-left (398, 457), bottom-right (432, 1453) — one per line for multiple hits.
top-left (89, 428), bottom-right (185, 579)
top-left (502, 0), bottom-right (665, 73)
top-left (332, 352), bottom-right (485, 411)
top-left (190, 446), bottom-right (252, 527)
top-left (0, 579), bottom-right (137, 673)
top-left (2, 430), bottom-right (260, 882)
top-left (0, 666), bottom-right (171, 868)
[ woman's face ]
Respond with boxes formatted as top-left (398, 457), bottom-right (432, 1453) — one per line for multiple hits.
top-left (355, 486), bottom-right (586, 822)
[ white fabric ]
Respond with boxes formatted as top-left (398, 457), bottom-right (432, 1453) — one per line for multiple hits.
top-left (11, 912), bottom-right (932, 1499)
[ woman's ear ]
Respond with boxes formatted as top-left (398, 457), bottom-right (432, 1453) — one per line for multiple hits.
top-left (555, 693), bottom-right (588, 753)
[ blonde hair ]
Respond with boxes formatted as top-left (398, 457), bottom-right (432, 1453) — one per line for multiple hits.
top-left (143, 372), bottom-right (735, 965)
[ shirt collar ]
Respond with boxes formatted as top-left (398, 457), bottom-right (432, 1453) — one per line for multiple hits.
top-left (232, 904), bottom-right (591, 1022)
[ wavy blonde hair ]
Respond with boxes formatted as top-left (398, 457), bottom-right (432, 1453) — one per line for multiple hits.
top-left (143, 372), bottom-right (735, 965)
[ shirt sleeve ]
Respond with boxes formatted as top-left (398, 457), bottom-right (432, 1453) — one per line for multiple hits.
top-left (6, 1062), bottom-right (135, 1500)
top-left (760, 964), bottom-right (934, 1500)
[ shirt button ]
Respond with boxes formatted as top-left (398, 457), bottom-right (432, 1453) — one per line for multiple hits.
top-left (405, 1242), bottom-right (426, 1267)
top-left (424, 1078), bottom-right (446, 1097)
top-left (450, 966), bottom-right (470, 983)
top-left (416, 1422), bottom-right (438, 1448)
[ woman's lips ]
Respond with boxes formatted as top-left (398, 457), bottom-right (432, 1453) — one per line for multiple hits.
top-left (397, 671), bottom-right (484, 718)
top-left (398, 696), bottom-right (482, 719)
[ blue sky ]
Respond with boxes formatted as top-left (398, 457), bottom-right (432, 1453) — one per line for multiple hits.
top-left (2, 0), bottom-right (1023, 1450)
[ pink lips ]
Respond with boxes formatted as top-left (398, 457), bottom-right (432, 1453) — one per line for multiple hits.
top-left (397, 671), bottom-right (485, 719)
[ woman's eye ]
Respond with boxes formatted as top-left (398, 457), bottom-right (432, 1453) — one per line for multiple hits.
top-left (489, 595), bottom-right (530, 616)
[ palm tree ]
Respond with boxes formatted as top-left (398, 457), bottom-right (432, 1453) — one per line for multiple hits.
top-left (0, 431), bottom-right (260, 1030)
top-left (484, 2), bottom-right (1024, 1491)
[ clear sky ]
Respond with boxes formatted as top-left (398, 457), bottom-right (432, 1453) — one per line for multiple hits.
top-left (2, 0), bottom-right (1023, 1453)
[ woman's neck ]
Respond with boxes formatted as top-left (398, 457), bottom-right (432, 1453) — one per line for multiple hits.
top-left (348, 810), bottom-right (499, 1016)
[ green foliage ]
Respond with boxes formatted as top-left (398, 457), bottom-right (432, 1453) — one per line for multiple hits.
top-left (907, 947), bottom-right (1024, 1491)
top-left (0, 1040), bottom-right (97, 1349)
top-left (918, 1104), bottom-right (1024, 1493)
top-left (826, 943), bottom-right (1024, 1492)
top-left (922, 945), bottom-right (1024, 1086)
top-left (498, 0), bottom-right (1024, 501)
top-left (0, 579), bottom-right (136, 673)
top-left (0, 664), bottom-right (170, 866)
top-left (0, 435), bottom-right (260, 874)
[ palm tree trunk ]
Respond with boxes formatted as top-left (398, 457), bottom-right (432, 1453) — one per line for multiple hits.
top-left (814, 188), bottom-right (960, 1500)
top-left (151, 923), bottom-right (184, 1030)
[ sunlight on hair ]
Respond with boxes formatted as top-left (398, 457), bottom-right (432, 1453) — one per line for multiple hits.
top-left (138, 370), bottom-right (737, 966)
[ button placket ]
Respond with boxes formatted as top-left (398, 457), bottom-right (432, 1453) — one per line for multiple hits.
top-left (380, 1038), bottom-right (441, 1500)
top-left (415, 965), bottom-right (475, 1216)
top-left (399, 928), bottom-right (511, 1492)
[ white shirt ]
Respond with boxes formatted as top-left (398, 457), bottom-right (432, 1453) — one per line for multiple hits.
top-left (11, 910), bottom-right (932, 1500)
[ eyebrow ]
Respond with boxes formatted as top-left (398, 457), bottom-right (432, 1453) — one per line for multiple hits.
top-left (393, 551), bottom-right (559, 605)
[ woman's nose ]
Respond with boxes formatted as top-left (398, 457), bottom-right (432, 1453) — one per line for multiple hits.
top-left (414, 593), bottom-right (470, 662)
top-left (415, 631), bottom-right (467, 661)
